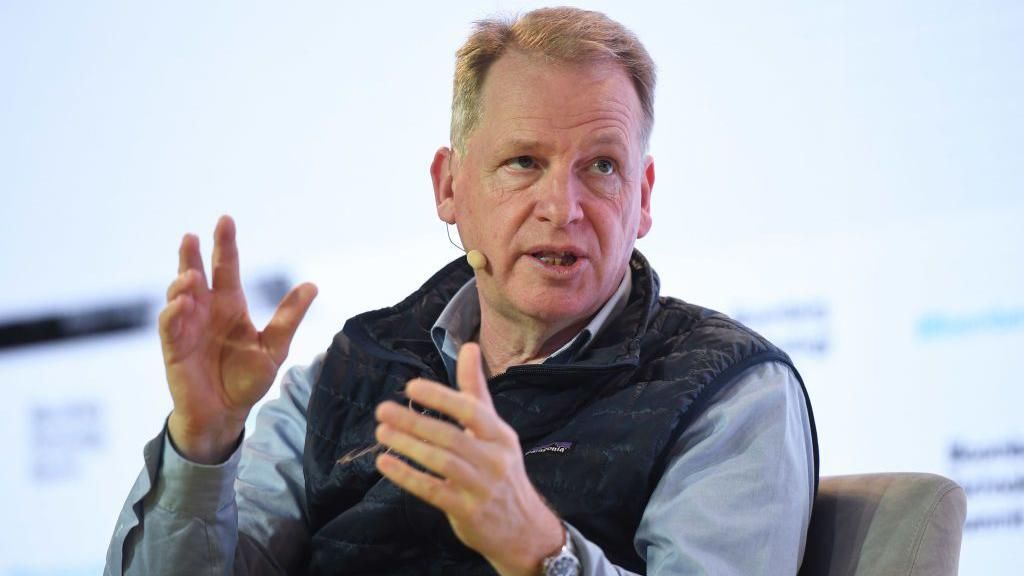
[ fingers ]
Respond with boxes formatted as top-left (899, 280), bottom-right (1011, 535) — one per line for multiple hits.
top-left (161, 230), bottom-right (207, 356)
top-left (375, 421), bottom-right (489, 496)
top-left (177, 233), bottom-right (207, 283)
top-left (261, 282), bottom-right (318, 365)
top-left (456, 343), bottom-right (492, 405)
top-left (405, 373), bottom-right (500, 441)
top-left (211, 215), bottom-right (242, 292)
top-left (158, 293), bottom-right (195, 345)
top-left (162, 267), bottom-right (204, 347)
top-left (376, 400), bottom-right (500, 472)
top-left (166, 268), bottom-right (206, 303)
top-left (376, 453), bottom-right (472, 518)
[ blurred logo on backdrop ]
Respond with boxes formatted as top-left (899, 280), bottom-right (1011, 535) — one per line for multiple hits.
top-left (920, 307), bottom-right (1024, 534)
top-left (31, 400), bottom-right (105, 482)
top-left (733, 301), bottom-right (831, 358)
top-left (950, 438), bottom-right (1024, 533)
top-left (917, 307), bottom-right (1024, 340)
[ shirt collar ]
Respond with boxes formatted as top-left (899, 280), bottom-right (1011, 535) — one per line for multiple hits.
top-left (430, 269), bottom-right (632, 385)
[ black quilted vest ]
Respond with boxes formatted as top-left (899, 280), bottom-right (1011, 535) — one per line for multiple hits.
top-left (304, 252), bottom-right (818, 575)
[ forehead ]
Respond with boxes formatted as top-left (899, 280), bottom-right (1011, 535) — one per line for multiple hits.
top-left (473, 50), bottom-right (643, 150)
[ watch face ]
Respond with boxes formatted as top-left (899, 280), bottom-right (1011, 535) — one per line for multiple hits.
top-left (546, 555), bottom-right (580, 576)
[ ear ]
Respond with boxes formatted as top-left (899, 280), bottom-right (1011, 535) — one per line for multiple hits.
top-left (431, 147), bottom-right (456, 224)
top-left (637, 155), bottom-right (654, 238)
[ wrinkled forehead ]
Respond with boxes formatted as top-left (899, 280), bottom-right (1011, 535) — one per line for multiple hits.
top-left (472, 51), bottom-right (645, 152)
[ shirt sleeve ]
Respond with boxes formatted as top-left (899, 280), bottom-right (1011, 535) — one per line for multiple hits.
top-left (568, 360), bottom-right (815, 576)
top-left (103, 357), bottom-right (321, 576)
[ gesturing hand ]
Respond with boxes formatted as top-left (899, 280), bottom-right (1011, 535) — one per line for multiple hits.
top-left (160, 215), bottom-right (317, 464)
top-left (374, 343), bottom-right (565, 576)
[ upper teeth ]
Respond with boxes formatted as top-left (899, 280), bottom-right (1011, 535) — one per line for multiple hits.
top-left (536, 252), bottom-right (577, 266)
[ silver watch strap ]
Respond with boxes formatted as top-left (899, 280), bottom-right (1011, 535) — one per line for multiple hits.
top-left (542, 522), bottom-right (581, 576)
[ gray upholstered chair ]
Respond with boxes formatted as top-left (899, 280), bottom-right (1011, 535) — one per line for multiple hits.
top-left (799, 473), bottom-right (967, 576)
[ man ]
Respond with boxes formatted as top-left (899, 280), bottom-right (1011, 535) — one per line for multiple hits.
top-left (106, 7), bottom-right (817, 575)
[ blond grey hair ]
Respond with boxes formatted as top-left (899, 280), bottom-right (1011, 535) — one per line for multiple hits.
top-left (451, 7), bottom-right (656, 153)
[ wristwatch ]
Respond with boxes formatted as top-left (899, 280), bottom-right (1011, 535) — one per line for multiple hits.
top-left (541, 524), bottom-right (581, 576)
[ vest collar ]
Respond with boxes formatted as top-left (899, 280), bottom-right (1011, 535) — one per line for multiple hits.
top-left (341, 250), bottom-right (661, 378)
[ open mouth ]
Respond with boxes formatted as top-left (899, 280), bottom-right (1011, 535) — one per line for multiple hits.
top-left (532, 251), bottom-right (579, 267)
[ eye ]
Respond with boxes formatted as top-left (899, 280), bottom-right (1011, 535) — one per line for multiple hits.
top-left (506, 156), bottom-right (536, 170)
top-left (591, 158), bottom-right (615, 175)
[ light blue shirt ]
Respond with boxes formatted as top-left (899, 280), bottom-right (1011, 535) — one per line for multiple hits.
top-left (105, 275), bottom-right (814, 575)
top-left (430, 271), bottom-right (633, 380)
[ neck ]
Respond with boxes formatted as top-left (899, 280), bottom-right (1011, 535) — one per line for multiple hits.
top-left (476, 305), bottom-right (589, 378)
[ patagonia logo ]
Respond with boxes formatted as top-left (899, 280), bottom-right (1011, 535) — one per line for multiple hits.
top-left (525, 441), bottom-right (574, 456)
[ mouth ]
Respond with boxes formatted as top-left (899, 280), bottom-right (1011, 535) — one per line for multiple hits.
top-left (530, 250), bottom-right (580, 267)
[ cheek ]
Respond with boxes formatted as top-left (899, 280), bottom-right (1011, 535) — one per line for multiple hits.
top-left (454, 208), bottom-right (483, 255)
top-left (586, 174), bottom-right (625, 199)
top-left (596, 198), bottom-right (635, 237)
top-left (458, 200), bottom-right (511, 259)
top-left (491, 169), bottom-right (536, 195)
top-left (589, 210), bottom-right (638, 270)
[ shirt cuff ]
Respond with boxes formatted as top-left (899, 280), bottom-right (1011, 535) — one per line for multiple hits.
top-left (564, 520), bottom-right (641, 576)
top-left (151, 427), bottom-right (243, 520)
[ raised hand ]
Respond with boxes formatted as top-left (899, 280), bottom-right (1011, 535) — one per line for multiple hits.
top-left (374, 343), bottom-right (565, 576)
top-left (160, 215), bottom-right (317, 464)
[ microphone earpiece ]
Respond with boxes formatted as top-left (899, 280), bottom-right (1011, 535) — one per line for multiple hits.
top-left (466, 249), bottom-right (488, 271)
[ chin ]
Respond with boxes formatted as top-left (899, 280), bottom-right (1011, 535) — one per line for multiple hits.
top-left (511, 292), bottom-right (599, 327)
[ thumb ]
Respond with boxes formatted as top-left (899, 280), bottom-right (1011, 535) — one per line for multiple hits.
top-left (262, 282), bottom-right (318, 365)
top-left (456, 342), bottom-right (491, 406)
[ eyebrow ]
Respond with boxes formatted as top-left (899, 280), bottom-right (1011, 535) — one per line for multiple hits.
top-left (587, 132), bottom-right (630, 149)
top-left (497, 138), bottom-right (549, 156)
top-left (497, 132), bottom-right (630, 156)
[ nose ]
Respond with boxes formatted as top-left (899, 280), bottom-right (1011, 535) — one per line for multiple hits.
top-left (535, 166), bottom-right (584, 227)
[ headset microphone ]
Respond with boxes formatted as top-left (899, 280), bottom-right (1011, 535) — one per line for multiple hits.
top-left (466, 249), bottom-right (488, 270)
top-left (446, 223), bottom-right (487, 270)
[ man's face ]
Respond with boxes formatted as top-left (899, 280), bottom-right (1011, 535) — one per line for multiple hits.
top-left (433, 50), bottom-right (654, 333)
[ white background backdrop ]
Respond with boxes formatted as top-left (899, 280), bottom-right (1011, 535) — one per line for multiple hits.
top-left (1, 1), bottom-right (1021, 573)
